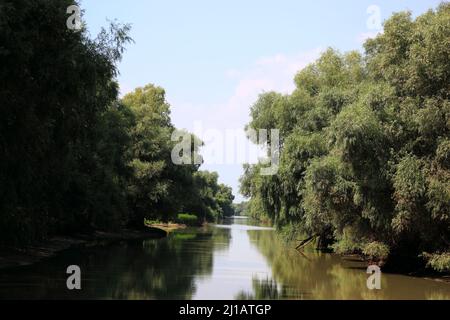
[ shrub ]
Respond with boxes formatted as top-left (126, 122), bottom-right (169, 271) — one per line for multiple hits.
top-left (424, 253), bottom-right (450, 273)
top-left (363, 241), bottom-right (390, 262)
top-left (332, 227), bottom-right (364, 254)
top-left (176, 213), bottom-right (199, 226)
top-left (278, 222), bottom-right (306, 244)
top-left (144, 218), bottom-right (163, 226)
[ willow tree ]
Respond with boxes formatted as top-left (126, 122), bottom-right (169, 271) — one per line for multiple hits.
top-left (0, 0), bottom-right (132, 244)
top-left (240, 3), bottom-right (450, 271)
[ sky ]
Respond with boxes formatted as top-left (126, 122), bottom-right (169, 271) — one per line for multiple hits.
top-left (81, 0), bottom-right (443, 202)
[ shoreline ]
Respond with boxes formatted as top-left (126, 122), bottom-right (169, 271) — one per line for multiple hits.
top-left (339, 253), bottom-right (450, 285)
top-left (292, 239), bottom-right (450, 285)
top-left (0, 227), bottom-right (167, 271)
top-left (289, 234), bottom-right (450, 285)
top-left (147, 223), bottom-right (187, 232)
top-left (1, 224), bottom-right (448, 287)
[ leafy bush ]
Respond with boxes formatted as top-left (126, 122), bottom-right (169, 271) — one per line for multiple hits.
top-left (332, 227), bottom-right (364, 254)
top-left (278, 223), bottom-right (306, 243)
top-left (144, 218), bottom-right (163, 226)
top-left (424, 253), bottom-right (450, 273)
top-left (239, 3), bottom-right (450, 269)
top-left (176, 214), bottom-right (199, 226)
top-left (362, 242), bottom-right (390, 262)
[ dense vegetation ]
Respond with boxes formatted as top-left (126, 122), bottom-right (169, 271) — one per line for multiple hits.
top-left (240, 4), bottom-right (449, 272)
top-left (0, 0), bottom-right (233, 245)
top-left (233, 202), bottom-right (249, 216)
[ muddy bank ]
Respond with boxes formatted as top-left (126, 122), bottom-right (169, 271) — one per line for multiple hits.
top-left (0, 227), bottom-right (167, 270)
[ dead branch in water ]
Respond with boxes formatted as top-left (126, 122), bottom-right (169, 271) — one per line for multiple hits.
top-left (295, 235), bottom-right (317, 251)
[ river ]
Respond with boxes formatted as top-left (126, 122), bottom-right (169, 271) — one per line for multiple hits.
top-left (0, 217), bottom-right (449, 299)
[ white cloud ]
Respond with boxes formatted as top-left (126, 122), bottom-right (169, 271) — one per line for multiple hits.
top-left (173, 47), bottom-right (324, 159)
top-left (224, 47), bottom-right (323, 116)
top-left (169, 48), bottom-right (323, 200)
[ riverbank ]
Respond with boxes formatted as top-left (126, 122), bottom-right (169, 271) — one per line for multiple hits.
top-left (338, 253), bottom-right (450, 284)
top-left (279, 227), bottom-right (450, 284)
top-left (0, 227), bottom-right (167, 271)
top-left (0, 218), bottom-right (449, 299)
top-left (147, 223), bottom-right (187, 233)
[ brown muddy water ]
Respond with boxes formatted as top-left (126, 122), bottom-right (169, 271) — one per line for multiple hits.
top-left (0, 217), bottom-right (448, 299)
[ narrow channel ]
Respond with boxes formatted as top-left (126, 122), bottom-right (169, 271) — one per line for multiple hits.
top-left (0, 217), bottom-right (449, 300)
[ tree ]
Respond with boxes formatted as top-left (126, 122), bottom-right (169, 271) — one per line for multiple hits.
top-left (0, 1), bottom-right (235, 245)
top-left (240, 3), bottom-right (450, 271)
top-left (0, 0), bottom-right (132, 243)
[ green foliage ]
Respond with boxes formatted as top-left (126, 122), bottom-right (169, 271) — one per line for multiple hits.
top-left (117, 86), bottom-right (235, 226)
top-left (233, 202), bottom-right (249, 216)
top-left (240, 3), bottom-right (450, 267)
top-left (0, 0), bottom-right (132, 243)
top-left (176, 214), bottom-right (199, 226)
top-left (123, 84), bottom-right (179, 225)
top-left (186, 171), bottom-right (235, 221)
top-left (332, 229), bottom-right (364, 255)
top-left (121, 85), bottom-right (235, 226)
top-left (0, 1), bottom-right (234, 245)
top-left (392, 155), bottom-right (426, 234)
top-left (362, 242), bottom-right (390, 262)
top-left (278, 222), bottom-right (306, 244)
top-left (144, 218), bottom-right (163, 226)
top-left (424, 253), bottom-right (450, 272)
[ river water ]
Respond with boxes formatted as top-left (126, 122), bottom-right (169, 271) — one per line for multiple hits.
top-left (0, 217), bottom-right (449, 299)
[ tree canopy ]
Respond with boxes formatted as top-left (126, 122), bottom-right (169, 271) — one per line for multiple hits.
top-left (240, 3), bottom-right (450, 271)
top-left (0, 0), bottom-right (234, 245)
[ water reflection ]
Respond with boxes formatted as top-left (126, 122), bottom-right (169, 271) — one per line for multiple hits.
top-left (236, 277), bottom-right (281, 300)
top-left (0, 218), bottom-right (448, 299)
top-left (245, 229), bottom-right (450, 300)
top-left (192, 220), bottom-right (273, 299)
top-left (0, 226), bottom-right (225, 299)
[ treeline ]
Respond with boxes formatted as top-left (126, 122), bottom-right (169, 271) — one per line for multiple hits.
top-left (240, 4), bottom-right (449, 272)
top-left (233, 202), bottom-right (249, 216)
top-left (0, 0), bottom-right (233, 245)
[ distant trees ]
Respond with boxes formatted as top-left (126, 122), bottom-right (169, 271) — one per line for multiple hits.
top-left (122, 85), bottom-right (235, 225)
top-left (0, 0), bottom-right (234, 245)
top-left (0, 0), bottom-right (132, 244)
top-left (122, 84), bottom-right (196, 227)
top-left (185, 171), bottom-right (235, 221)
top-left (240, 3), bottom-right (449, 271)
top-left (233, 202), bottom-right (249, 217)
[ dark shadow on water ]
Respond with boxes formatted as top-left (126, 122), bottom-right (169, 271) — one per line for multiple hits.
top-left (1, 218), bottom-right (449, 300)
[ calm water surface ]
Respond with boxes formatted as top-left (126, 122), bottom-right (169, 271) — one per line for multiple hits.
top-left (0, 217), bottom-right (449, 299)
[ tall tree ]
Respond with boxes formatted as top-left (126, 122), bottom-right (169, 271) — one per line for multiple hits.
top-left (240, 3), bottom-right (450, 271)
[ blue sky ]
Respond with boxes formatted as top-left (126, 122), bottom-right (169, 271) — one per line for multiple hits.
top-left (82, 0), bottom-right (443, 202)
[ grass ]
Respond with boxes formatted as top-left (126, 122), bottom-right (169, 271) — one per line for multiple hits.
top-left (176, 213), bottom-right (199, 226)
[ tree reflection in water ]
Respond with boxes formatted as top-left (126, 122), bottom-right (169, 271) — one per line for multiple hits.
top-left (245, 230), bottom-right (450, 300)
top-left (0, 226), bottom-right (231, 300)
top-left (0, 221), bottom-right (449, 300)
